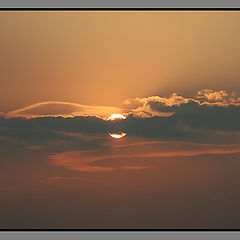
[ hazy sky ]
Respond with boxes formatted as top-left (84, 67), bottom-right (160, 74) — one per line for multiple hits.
top-left (1, 11), bottom-right (240, 111)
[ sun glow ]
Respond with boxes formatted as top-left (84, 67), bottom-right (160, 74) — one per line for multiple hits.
top-left (108, 132), bottom-right (127, 139)
top-left (107, 114), bottom-right (126, 121)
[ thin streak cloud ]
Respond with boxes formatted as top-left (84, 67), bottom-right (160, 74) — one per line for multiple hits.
top-left (5, 101), bottom-right (126, 120)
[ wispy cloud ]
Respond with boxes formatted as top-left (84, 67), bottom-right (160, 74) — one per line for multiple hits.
top-left (5, 101), bottom-right (126, 120)
top-left (46, 176), bottom-right (104, 184)
top-left (120, 166), bottom-right (154, 170)
top-left (49, 150), bottom-right (115, 172)
top-left (48, 137), bottom-right (240, 173)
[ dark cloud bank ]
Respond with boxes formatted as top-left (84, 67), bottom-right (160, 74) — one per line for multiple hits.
top-left (0, 94), bottom-right (240, 146)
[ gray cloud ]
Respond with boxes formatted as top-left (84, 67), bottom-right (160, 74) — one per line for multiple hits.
top-left (0, 89), bottom-right (240, 150)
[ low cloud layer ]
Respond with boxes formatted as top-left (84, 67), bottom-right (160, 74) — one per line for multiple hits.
top-left (0, 89), bottom-right (240, 147)
top-left (2, 89), bottom-right (239, 122)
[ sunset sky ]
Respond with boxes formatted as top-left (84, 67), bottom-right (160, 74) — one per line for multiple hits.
top-left (1, 11), bottom-right (240, 229)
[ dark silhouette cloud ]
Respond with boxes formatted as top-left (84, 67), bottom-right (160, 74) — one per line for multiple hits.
top-left (0, 90), bottom-right (240, 147)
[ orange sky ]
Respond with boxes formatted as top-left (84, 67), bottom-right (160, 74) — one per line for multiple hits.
top-left (1, 11), bottom-right (240, 229)
top-left (0, 11), bottom-right (240, 112)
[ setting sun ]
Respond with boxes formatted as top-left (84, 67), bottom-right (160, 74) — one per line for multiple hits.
top-left (107, 114), bottom-right (126, 121)
top-left (108, 132), bottom-right (127, 139)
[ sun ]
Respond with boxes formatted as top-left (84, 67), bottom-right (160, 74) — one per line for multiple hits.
top-left (108, 132), bottom-right (127, 139)
top-left (107, 114), bottom-right (126, 121)
top-left (107, 114), bottom-right (127, 138)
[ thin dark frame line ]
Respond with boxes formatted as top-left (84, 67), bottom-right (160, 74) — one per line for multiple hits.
top-left (1, 229), bottom-right (240, 231)
top-left (0, 8), bottom-right (240, 11)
